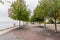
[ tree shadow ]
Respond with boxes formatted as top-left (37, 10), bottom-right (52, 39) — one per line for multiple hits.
top-left (34, 26), bottom-right (44, 28)
top-left (12, 25), bottom-right (29, 31)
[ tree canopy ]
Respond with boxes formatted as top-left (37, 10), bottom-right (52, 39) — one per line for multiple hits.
top-left (9, 0), bottom-right (30, 22)
top-left (31, 0), bottom-right (60, 32)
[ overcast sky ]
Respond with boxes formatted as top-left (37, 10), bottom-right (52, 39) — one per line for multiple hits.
top-left (0, 0), bottom-right (38, 22)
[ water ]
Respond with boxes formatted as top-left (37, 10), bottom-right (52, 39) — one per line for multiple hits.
top-left (0, 21), bottom-right (24, 30)
top-left (0, 20), bottom-right (26, 30)
top-left (0, 21), bottom-right (18, 30)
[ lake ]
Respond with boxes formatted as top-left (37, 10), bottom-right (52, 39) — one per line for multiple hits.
top-left (0, 21), bottom-right (19, 30)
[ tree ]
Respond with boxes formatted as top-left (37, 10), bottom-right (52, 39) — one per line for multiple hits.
top-left (31, 0), bottom-right (50, 32)
top-left (47, 0), bottom-right (60, 32)
top-left (31, 2), bottom-right (47, 31)
top-left (31, 5), bottom-right (45, 23)
top-left (9, 0), bottom-right (30, 27)
top-left (31, 0), bottom-right (60, 32)
top-left (39, 0), bottom-right (60, 32)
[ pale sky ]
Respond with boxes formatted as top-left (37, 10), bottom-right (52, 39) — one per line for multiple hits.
top-left (0, 0), bottom-right (38, 22)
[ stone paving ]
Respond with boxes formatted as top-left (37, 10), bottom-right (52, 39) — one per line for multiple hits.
top-left (0, 24), bottom-right (60, 40)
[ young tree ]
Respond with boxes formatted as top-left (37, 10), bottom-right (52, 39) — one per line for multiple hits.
top-left (31, 0), bottom-right (49, 32)
top-left (32, 0), bottom-right (60, 32)
top-left (39, 0), bottom-right (60, 32)
top-left (9, 0), bottom-right (30, 27)
top-left (31, 5), bottom-right (45, 23)
top-left (47, 0), bottom-right (60, 32)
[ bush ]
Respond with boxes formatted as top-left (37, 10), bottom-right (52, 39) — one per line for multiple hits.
top-left (57, 22), bottom-right (60, 24)
top-left (47, 19), bottom-right (54, 24)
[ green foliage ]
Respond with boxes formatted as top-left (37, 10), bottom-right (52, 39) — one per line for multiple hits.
top-left (38, 0), bottom-right (60, 32)
top-left (31, 0), bottom-right (48, 23)
top-left (9, 0), bottom-right (30, 22)
top-left (39, 0), bottom-right (60, 22)
top-left (47, 19), bottom-right (54, 24)
top-left (45, 0), bottom-right (60, 20)
top-left (31, 0), bottom-right (60, 22)
top-left (0, 0), bottom-right (4, 4)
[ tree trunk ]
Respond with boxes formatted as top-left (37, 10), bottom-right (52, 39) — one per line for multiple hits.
top-left (19, 21), bottom-right (20, 27)
top-left (23, 21), bottom-right (24, 26)
top-left (39, 22), bottom-right (41, 26)
top-left (44, 23), bottom-right (47, 32)
top-left (54, 18), bottom-right (57, 32)
top-left (26, 22), bottom-right (29, 25)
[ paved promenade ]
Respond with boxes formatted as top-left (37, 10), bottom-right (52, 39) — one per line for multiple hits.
top-left (0, 24), bottom-right (60, 40)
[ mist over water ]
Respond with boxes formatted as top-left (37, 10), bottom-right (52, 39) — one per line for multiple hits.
top-left (0, 20), bottom-right (25, 30)
top-left (0, 22), bottom-right (13, 30)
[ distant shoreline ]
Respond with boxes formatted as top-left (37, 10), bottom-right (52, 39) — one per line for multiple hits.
top-left (0, 25), bottom-right (19, 35)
